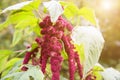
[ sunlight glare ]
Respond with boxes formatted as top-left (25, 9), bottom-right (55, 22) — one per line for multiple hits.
top-left (101, 0), bottom-right (112, 10)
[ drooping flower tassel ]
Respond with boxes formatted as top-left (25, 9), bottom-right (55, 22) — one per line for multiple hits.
top-left (21, 48), bottom-right (38, 71)
top-left (21, 52), bottom-right (32, 71)
top-left (62, 35), bottom-right (76, 80)
top-left (50, 52), bottom-right (63, 80)
top-left (75, 52), bottom-right (83, 78)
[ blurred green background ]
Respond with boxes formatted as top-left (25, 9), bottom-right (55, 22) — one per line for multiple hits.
top-left (0, 0), bottom-right (120, 71)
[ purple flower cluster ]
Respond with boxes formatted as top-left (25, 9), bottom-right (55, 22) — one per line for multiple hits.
top-left (22, 15), bottom-right (83, 80)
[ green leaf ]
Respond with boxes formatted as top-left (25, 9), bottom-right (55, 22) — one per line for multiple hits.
top-left (61, 40), bottom-right (68, 60)
top-left (74, 44), bottom-right (85, 63)
top-left (8, 11), bottom-right (35, 24)
top-left (60, 1), bottom-right (79, 19)
top-left (11, 14), bottom-right (39, 46)
top-left (0, 22), bottom-right (9, 31)
top-left (43, 0), bottom-right (63, 22)
top-left (1, 0), bottom-right (41, 13)
top-left (2, 1), bottom-right (32, 13)
top-left (93, 71), bottom-right (103, 80)
top-left (92, 63), bottom-right (104, 72)
top-left (5, 58), bottom-right (21, 70)
top-left (0, 50), bottom-right (13, 55)
top-left (71, 26), bottom-right (105, 75)
top-left (61, 49), bottom-right (68, 60)
top-left (0, 50), bottom-right (13, 72)
top-left (0, 0), bottom-right (41, 31)
top-left (0, 11), bottom-right (35, 31)
top-left (1, 58), bottom-right (22, 78)
top-left (27, 43), bottom-right (38, 52)
top-left (46, 64), bottom-right (52, 78)
top-left (30, 22), bottom-right (41, 36)
top-left (1, 65), bottom-right (44, 80)
top-left (0, 56), bottom-right (9, 73)
top-left (101, 68), bottom-right (120, 80)
top-left (92, 64), bottom-right (104, 80)
top-left (21, 0), bottom-right (41, 11)
top-left (1, 72), bottom-right (23, 80)
top-left (33, 25), bottom-right (41, 36)
top-left (15, 16), bottom-right (38, 30)
top-left (12, 30), bottom-right (23, 46)
top-left (79, 7), bottom-right (97, 25)
top-left (60, 76), bottom-right (68, 80)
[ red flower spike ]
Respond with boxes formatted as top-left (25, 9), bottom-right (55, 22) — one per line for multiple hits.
top-left (39, 22), bottom-right (46, 28)
top-left (62, 35), bottom-right (76, 80)
top-left (35, 37), bottom-right (43, 45)
top-left (21, 52), bottom-right (32, 71)
top-left (66, 23), bottom-right (73, 31)
top-left (50, 54), bottom-right (63, 80)
top-left (41, 54), bottom-right (49, 73)
top-left (22, 15), bottom-right (83, 80)
top-left (23, 52), bottom-right (32, 64)
top-left (75, 52), bottom-right (83, 78)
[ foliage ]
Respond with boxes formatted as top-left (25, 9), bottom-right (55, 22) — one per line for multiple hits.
top-left (71, 26), bottom-right (104, 75)
top-left (43, 0), bottom-right (63, 22)
top-left (1, 65), bottom-right (44, 80)
top-left (0, 0), bottom-right (120, 80)
top-left (60, 1), bottom-right (97, 25)
top-left (0, 50), bottom-right (13, 72)
top-left (101, 68), bottom-right (120, 80)
top-left (0, 0), bottom-right (41, 46)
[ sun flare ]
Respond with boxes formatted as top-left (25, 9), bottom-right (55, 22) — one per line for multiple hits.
top-left (101, 0), bottom-right (113, 10)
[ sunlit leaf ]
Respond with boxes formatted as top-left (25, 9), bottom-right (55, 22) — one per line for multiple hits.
top-left (12, 30), bottom-right (23, 46)
top-left (0, 11), bottom-right (35, 31)
top-left (0, 50), bottom-right (13, 55)
top-left (101, 68), bottom-right (120, 80)
top-left (46, 64), bottom-right (52, 78)
top-left (1, 72), bottom-right (23, 80)
top-left (31, 23), bottom-right (41, 36)
top-left (74, 44), bottom-right (85, 63)
top-left (5, 58), bottom-right (21, 70)
top-left (1, 59), bottom-right (22, 78)
top-left (60, 1), bottom-right (79, 19)
top-left (27, 43), bottom-right (38, 52)
top-left (1, 65), bottom-right (44, 80)
top-left (71, 26), bottom-right (105, 75)
top-left (21, 0), bottom-right (41, 11)
top-left (0, 50), bottom-right (13, 72)
top-left (79, 7), bottom-right (97, 25)
top-left (8, 60), bottom-right (23, 74)
top-left (93, 63), bottom-right (104, 72)
top-left (11, 15), bottom-right (39, 46)
top-left (61, 41), bottom-right (68, 60)
top-left (2, 1), bottom-right (32, 13)
top-left (0, 0), bottom-right (41, 31)
top-left (60, 76), bottom-right (68, 80)
top-left (15, 17), bottom-right (38, 30)
top-left (43, 0), bottom-right (63, 22)
top-left (0, 56), bottom-right (9, 73)
top-left (15, 65), bottom-right (44, 80)
top-left (1, 0), bottom-right (41, 13)
top-left (92, 63), bottom-right (104, 80)
top-left (0, 22), bottom-right (9, 31)
top-left (61, 49), bottom-right (68, 60)
top-left (93, 71), bottom-right (103, 80)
